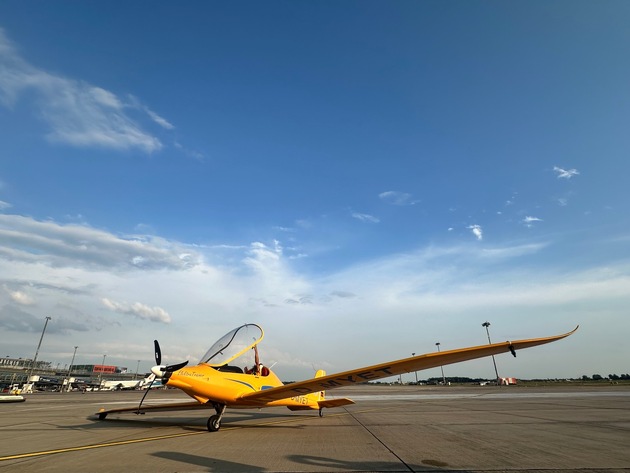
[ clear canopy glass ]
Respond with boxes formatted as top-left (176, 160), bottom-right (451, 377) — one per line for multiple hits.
top-left (199, 324), bottom-right (264, 366)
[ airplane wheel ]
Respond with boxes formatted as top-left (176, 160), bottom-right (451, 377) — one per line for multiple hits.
top-left (207, 415), bottom-right (221, 432)
top-left (98, 412), bottom-right (107, 420)
top-left (319, 408), bottom-right (324, 418)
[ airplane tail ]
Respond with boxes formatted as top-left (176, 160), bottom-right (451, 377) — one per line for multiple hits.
top-left (314, 369), bottom-right (354, 411)
top-left (286, 369), bottom-right (353, 412)
top-left (314, 369), bottom-right (326, 401)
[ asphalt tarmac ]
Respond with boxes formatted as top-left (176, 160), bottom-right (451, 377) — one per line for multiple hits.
top-left (1, 385), bottom-right (629, 472)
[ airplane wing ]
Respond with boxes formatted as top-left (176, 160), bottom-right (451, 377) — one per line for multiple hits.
top-left (239, 326), bottom-right (578, 404)
top-left (96, 401), bottom-right (208, 419)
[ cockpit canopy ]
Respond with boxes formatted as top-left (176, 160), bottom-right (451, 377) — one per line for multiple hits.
top-left (199, 324), bottom-right (264, 367)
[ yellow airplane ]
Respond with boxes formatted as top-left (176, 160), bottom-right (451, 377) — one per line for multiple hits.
top-left (96, 323), bottom-right (578, 432)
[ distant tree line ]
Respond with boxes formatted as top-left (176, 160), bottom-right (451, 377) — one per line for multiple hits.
top-left (582, 374), bottom-right (630, 381)
top-left (365, 374), bottom-right (630, 385)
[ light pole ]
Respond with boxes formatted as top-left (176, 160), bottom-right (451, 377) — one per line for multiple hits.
top-left (412, 353), bottom-right (418, 384)
top-left (98, 354), bottom-right (106, 389)
top-left (66, 346), bottom-right (78, 392)
top-left (135, 360), bottom-right (141, 380)
top-left (436, 342), bottom-right (446, 386)
top-left (482, 321), bottom-right (500, 383)
top-left (27, 316), bottom-right (51, 386)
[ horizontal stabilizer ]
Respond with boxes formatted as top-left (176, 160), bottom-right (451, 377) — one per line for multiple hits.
top-left (318, 398), bottom-right (354, 409)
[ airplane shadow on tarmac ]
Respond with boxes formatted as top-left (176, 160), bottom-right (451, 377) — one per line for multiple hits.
top-left (153, 452), bottom-right (266, 472)
top-left (287, 455), bottom-right (463, 472)
top-left (79, 409), bottom-right (322, 432)
top-left (153, 451), bottom-right (466, 472)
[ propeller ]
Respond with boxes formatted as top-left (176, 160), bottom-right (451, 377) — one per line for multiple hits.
top-left (137, 340), bottom-right (188, 413)
top-left (150, 340), bottom-right (189, 377)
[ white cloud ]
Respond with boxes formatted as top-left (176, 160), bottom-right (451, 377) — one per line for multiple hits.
top-left (0, 200), bottom-right (11, 210)
top-left (127, 94), bottom-right (174, 130)
top-left (173, 141), bottom-right (204, 161)
top-left (468, 224), bottom-right (483, 240)
top-left (89, 86), bottom-right (124, 109)
top-left (3, 285), bottom-right (34, 305)
top-left (523, 216), bottom-right (543, 227)
top-left (0, 28), bottom-right (166, 153)
top-left (352, 212), bottom-right (380, 223)
top-left (554, 166), bottom-right (580, 179)
top-left (0, 210), bottom-right (629, 380)
top-left (0, 214), bottom-right (198, 270)
top-left (145, 108), bottom-right (174, 130)
top-left (102, 297), bottom-right (171, 323)
top-left (379, 191), bottom-right (418, 206)
top-left (479, 242), bottom-right (548, 259)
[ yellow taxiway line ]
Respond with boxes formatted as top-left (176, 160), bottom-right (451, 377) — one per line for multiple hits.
top-left (0, 430), bottom-right (205, 461)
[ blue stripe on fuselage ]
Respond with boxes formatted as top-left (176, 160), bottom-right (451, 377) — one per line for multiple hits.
top-left (227, 378), bottom-right (255, 391)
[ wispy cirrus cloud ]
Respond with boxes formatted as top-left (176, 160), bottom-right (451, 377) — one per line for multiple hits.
top-left (352, 212), bottom-right (380, 223)
top-left (0, 28), bottom-right (168, 153)
top-left (126, 94), bottom-right (174, 130)
top-left (379, 191), bottom-right (419, 206)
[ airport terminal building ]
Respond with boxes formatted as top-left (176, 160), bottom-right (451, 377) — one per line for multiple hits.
top-left (1, 356), bottom-right (134, 391)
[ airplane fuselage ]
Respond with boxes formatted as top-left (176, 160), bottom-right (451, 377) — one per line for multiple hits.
top-left (165, 364), bottom-right (321, 410)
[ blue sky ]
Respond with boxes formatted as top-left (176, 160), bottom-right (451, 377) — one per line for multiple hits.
top-left (1, 1), bottom-right (629, 381)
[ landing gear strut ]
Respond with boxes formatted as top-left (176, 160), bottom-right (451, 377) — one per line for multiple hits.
top-left (207, 403), bottom-right (226, 432)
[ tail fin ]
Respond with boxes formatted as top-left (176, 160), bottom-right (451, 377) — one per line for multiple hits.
top-left (314, 369), bottom-right (326, 400)
top-left (287, 369), bottom-right (355, 412)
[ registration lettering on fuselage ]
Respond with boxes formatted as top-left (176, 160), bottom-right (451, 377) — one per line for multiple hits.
top-left (290, 395), bottom-right (309, 405)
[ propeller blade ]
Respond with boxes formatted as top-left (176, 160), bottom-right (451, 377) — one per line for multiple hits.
top-left (165, 360), bottom-right (188, 372)
top-left (154, 340), bottom-right (161, 366)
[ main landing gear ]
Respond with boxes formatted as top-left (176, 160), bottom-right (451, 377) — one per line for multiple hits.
top-left (207, 403), bottom-right (226, 432)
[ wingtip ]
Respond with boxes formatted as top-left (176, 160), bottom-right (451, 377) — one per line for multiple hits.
top-left (564, 325), bottom-right (579, 337)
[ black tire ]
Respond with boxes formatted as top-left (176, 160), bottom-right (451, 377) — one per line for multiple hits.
top-left (207, 415), bottom-right (221, 432)
top-left (98, 412), bottom-right (107, 420)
